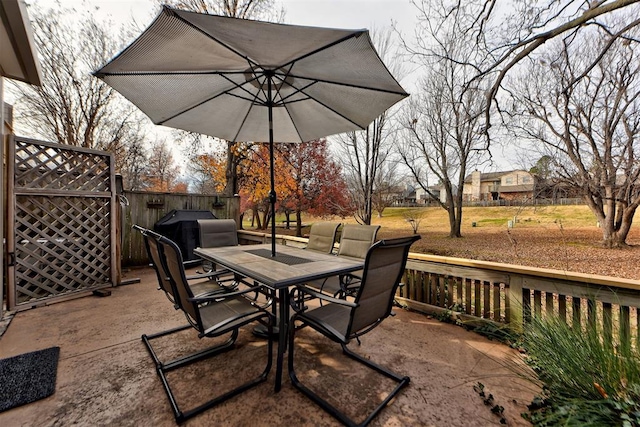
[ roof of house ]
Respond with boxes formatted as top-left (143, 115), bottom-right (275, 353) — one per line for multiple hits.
top-left (499, 184), bottom-right (534, 193)
top-left (1, 0), bottom-right (43, 85)
top-left (464, 170), bottom-right (529, 183)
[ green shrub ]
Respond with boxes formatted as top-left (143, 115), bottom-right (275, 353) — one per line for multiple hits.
top-left (521, 314), bottom-right (640, 426)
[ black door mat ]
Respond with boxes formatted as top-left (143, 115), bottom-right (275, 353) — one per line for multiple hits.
top-left (0, 346), bottom-right (60, 412)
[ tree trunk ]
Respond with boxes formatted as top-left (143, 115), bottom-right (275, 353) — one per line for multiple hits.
top-left (448, 207), bottom-right (462, 238)
top-left (586, 196), bottom-right (636, 248)
top-left (295, 210), bottom-right (302, 237)
top-left (261, 205), bottom-right (271, 231)
top-left (254, 210), bottom-right (261, 230)
top-left (224, 140), bottom-right (238, 196)
top-left (285, 212), bottom-right (290, 229)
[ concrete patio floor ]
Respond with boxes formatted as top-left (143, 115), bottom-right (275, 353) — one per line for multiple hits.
top-left (0, 267), bottom-right (536, 426)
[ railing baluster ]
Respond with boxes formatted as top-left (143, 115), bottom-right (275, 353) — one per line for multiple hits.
top-left (410, 270), bottom-right (417, 300)
top-left (438, 276), bottom-right (446, 307)
top-left (483, 281), bottom-right (491, 319)
top-left (456, 277), bottom-right (463, 308)
top-left (534, 290), bottom-right (542, 318)
top-left (636, 307), bottom-right (639, 350)
top-left (523, 288), bottom-right (531, 324)
top-left (603, 302), bottom-right (613, 348)
top-left (474, 280), bottom-right (481, 317)
top-left (558, 294), bottom-right (567, 324)
top-left (572, 297), bottom-right (581, 331)
top-left (493, 282), bottom-right (501, 322)
top-left (587, 299), bottom-right (596, 330)
top-left (620, 305), bottom-right (631, 352)
top-left (430, 274), bottom-right (438, 306)
top-left (415, 271), bottom-right (422, 302)
top-left (465, 278), bottom-right (472, 315)
top-left (545, 291), bottom-right (554, 317)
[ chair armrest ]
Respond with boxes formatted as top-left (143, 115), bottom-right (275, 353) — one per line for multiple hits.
top-left (294, 286), bottom-right (358, 308)
top-left (188, 285), bottom-right (264, 303)
top-left (185, 270), bottom-right (230, 281)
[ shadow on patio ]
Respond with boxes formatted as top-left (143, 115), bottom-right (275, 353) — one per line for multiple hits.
top-left (0, 267), bottom-right (536, 426)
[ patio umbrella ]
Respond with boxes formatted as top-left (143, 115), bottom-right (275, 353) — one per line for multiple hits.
top-left (94, 6), bottom-right (408, 256)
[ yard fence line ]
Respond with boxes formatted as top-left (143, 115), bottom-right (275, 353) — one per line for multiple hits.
top-left (237, 230), bottom-right (640, 349)
top-left (395, 198), bottom-right (584, 208)
top-left (120, 191), bottom-right (240, 266)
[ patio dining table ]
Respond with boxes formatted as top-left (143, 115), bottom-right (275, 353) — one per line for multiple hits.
top-left (193, 243), bottom-right (363, 392)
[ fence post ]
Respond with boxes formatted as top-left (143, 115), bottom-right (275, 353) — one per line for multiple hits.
top-left (226, 194), bottom-right (241, 226)
top-left (507, 275), bottom-right (524, 332)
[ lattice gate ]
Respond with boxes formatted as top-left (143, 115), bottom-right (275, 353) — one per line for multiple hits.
top-left (6, 136), bottom-right (117, 310)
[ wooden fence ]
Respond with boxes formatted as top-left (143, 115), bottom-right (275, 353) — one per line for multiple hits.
top-left (237, 229), bottom-right (640, 348)
top-left (120, 191), bottom-right (239, 266)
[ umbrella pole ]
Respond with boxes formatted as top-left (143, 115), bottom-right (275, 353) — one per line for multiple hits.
top-left (267, 75), bottom-right (276, 257)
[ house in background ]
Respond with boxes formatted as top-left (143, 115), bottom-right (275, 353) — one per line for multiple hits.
top-left (463, 170), bottom-right (534, 202)
top-left (414, 184), bottom-right (451, 205)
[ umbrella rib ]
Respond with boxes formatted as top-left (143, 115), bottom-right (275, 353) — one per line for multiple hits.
top-left (231, 83), bottom-right (266, 142)
top-left (157, 73), bottom-right (264, 125)
top-left (273, 71), bottom-right (409, 97)
top-left (96, 70), bottom-right (252, 77)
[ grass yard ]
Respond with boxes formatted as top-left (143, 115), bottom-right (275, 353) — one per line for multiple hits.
top-left (257, 205), bottom-right (640, 280)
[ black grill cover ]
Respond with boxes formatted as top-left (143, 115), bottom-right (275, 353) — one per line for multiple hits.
top-left (154, 209), bottom-right (216, 262)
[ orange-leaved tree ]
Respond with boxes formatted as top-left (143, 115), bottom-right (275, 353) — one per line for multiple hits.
top-left (278, 139), bottom-right (353, 236)
top-left (241, 144), bottom-right (295, 230)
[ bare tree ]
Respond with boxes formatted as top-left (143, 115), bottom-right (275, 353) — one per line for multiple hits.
top-left (403, 209), bottom-right (424, 234)
top-left (506, 23), bottom-right (640, 247)
top-left (144, 140), bottom-right (183, 192)
top-left (11, 4), bottom-right (147, 174)
top-left (336, 27), bottom-right (404, 225)
top-left (120, 137), bottom-right (148, 191)
top-left (372, 162), bottom-right (403, 218)
top-left (338, 119), bottom-right (391, 225)
top-left (156, 0), bottom-right (284, 21)
top-left (398, 0), bottom-right (490, 237)
top-left (410, 0), bottom-right (640, 128)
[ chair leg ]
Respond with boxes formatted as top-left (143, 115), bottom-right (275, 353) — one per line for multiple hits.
top-left (142, 328), bottom-right (238, 372)
top-left (142, 316), bottom-right (273, 423)
top-left (288, 318), bottom-right (410, 427)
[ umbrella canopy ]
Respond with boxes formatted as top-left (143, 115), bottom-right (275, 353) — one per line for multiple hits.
top-left (95, 6), bottom-right (408, 255)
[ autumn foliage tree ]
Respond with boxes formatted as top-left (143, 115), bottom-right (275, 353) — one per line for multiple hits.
top-left (239, 140), bottom-right (351, 235)
top-left (188, 151), bottom-right (227, 194)
top-left (278, 140), bottom-right (352, 236)
top-left (241, 144), bottom-right (290, 230)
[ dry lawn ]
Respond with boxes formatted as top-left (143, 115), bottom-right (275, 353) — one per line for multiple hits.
top-left (281, 205), bottom-right (640, 281)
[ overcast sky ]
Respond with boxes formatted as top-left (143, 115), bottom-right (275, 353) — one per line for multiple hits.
top-left (25, 0), bottom-right (513, 171)
top-left (43, 0), bottom-right (417, 32)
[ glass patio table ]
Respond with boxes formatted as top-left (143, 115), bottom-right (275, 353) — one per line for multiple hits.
top-left (193, 243), bottom-right (363, 392)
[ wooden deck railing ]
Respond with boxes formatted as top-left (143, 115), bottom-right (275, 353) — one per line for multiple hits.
top-left (238, 230), bottom-right (640, 348)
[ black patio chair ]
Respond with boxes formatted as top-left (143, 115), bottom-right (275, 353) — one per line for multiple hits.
top-left (134, 225), bottom-right (228, 307)
top-left (288, 235), bottom-right (420, 427)
top-left (307, 224), bottom-right (380, 300)
top-left (142, 234), bottom-right (274, 423)
top-left (196, 219), bottom-right (239, 279)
